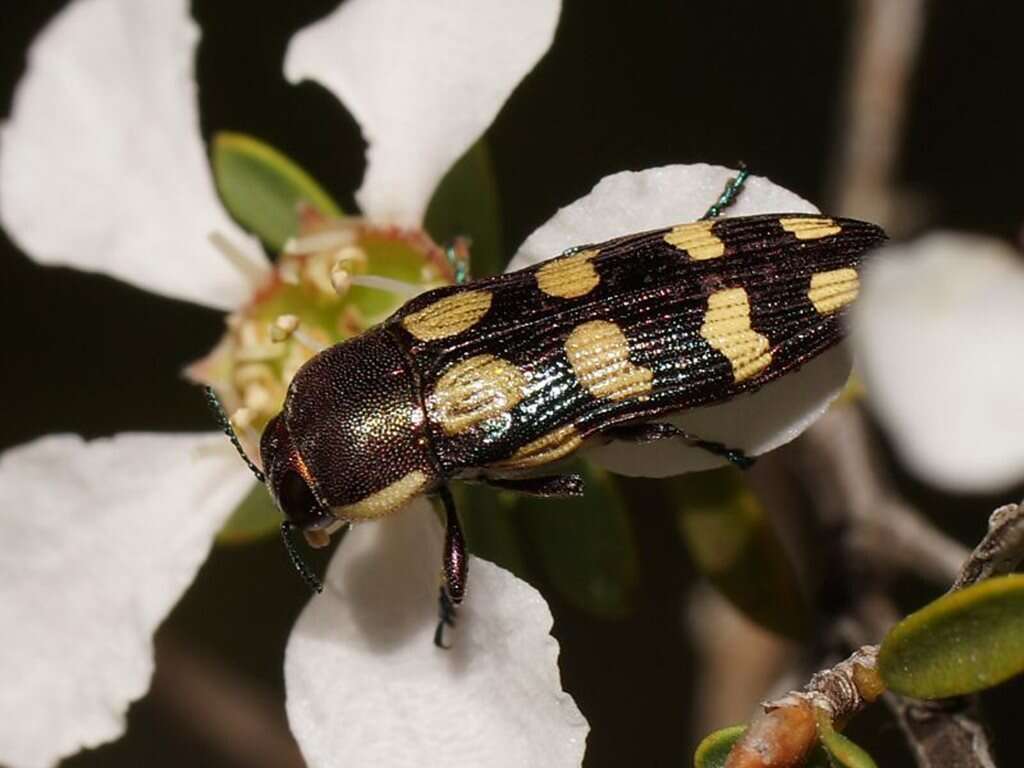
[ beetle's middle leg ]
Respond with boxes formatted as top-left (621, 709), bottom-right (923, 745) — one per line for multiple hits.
top-left (604, 422), bottom-right (755, 470)
top-left (434, 484), bottom-right (467, 649)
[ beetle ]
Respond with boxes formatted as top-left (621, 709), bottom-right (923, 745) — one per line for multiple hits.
top-left (208, 172), bottom-right (886, 646)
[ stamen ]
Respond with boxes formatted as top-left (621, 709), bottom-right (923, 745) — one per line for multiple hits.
top-left (284, 229), bottom-right (356, 255)
top-left (270, 314), bottom-right (300, 342)
top-left (292, 329), bottom-right (328, 354)
top-left (209, 232), bottom-right (271, 287)
top-left (349, 274), bottom-right (423, 299)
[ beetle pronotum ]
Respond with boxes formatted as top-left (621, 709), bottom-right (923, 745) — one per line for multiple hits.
top-left (209, 172), bottom-right (886, 646)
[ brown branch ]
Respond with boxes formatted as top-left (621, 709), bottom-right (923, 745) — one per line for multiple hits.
top-left (724, 494), bottom-right (1024, 768)
top-left (830, 0), bottom-right (928, 231)
top-left (801, 404), bottom-right (968, 587)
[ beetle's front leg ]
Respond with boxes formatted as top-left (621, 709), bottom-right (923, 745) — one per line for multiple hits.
top-left (434, 484), bottom-right (467, 649)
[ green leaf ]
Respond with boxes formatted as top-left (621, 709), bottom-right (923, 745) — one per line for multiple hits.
top-left (816, 710), bottom-right (879, 768)
top-left (879, 574), bottom-right (1024, 698)
top-left (519, 459), bottom-right (639, 619)
top-left (693, 725), bottom-right (746, 767)
top-left (424, 140), bottom-right (504, 277)
top-left (692, 725), bottom-right (832, 768)
top-left (212, 132), bottom-right (342, 251)
top-left (675, 468), bottom-right (809, 639)
top-left (217, 483), bottom-right (280, 544)
top-left (457, 483), bottom-right (530, 581)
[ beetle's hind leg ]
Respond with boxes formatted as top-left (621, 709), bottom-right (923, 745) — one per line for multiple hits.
top-left (434, 485), bottom-right (467, 649)
top-left (480, 473), bottom-right (585, 497)
top-left (604, 422), bottom-right (755, 470)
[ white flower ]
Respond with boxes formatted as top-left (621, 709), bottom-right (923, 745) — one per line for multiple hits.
top-left (0, 2), bottom-right (850, 767)
top-left (0, 2), bottom-right (583, 767)
top-left (852, 233), bottom-right (1024, 492)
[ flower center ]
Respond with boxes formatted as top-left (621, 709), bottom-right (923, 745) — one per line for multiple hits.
top-left (188, 213), bottom-right (461, 461)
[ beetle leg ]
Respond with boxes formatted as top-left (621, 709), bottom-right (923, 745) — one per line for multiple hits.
top-left (701, 163), bottom-right (750, 220)
top-left (481, 473), bottom-right (585, 497)
top-left (604, 422), bottom-right (755, 470)
top-left (434, 485), bottom-right (467, 649)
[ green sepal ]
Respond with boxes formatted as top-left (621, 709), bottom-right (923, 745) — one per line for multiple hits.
top-left (424, 140), bottom-right (505, 278)
top-left (879, 573), bottom-right (1024, 698)
top-left (675, 467), bottom-right (809, 639)
top-left (519, 459), bottom-right (639, 619)
top-left (217, 483), bottom-right (280, 544)
top-left (815, 710), bottom-right (879, 768)
top-left (212, 132), bottom-right (342, 251)
top-left (692, 725), bottom-right (831, 768)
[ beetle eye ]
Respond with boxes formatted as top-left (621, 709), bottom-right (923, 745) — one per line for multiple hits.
top-left (277, 469), bottom-right (328, 529)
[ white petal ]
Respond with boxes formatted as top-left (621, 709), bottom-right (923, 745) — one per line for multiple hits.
top-left (590, 345), bottom-right (851, 476)
top-left (0, 433), bottom-right (254, 768)
top-left (509, 164), bottom-right (817, 270)
top-left (286, 502), bottom-right (588, 768)
top-left (511, 164), bottom-right (848, 476)
top-left (285, 0), bottom-right (560, 227)
top-left (0, 0), bottom-right (262, 311)
top-left (852, 233), bottom-right (1024, 492)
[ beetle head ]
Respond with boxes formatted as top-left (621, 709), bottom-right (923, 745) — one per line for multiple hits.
top-left (260, 411), bottom-right (334, 537)
top-left (262, 328), bottom-right (435, 531)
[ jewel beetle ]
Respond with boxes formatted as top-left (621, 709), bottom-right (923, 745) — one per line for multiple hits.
top-left (208, 172), bottom-right (886, 646)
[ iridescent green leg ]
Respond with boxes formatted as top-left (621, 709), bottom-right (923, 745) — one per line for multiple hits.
top-left (701, 164), bottom-right (750, 220)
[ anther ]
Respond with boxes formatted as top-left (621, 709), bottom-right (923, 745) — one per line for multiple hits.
top-left (270, 314), bottom-right (300, 342)
top-left (330, 263), bottom-right (351, 296)
top-left (230, 406), bottom-right (255, 431)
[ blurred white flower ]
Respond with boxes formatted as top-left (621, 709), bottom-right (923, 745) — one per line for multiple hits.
top-left (853, 232), bottom-right (1024, 492)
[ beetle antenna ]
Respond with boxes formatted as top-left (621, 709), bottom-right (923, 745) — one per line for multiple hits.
top-left (281, 521), bottom-right (324, 594)
top-left (203, 386), bottom-right (266, 484)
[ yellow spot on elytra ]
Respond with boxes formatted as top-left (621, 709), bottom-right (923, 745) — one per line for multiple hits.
top-left (332, 470), bottom-right (428, 520)
top-left (490, 425), bottom-right (583, 470)
top-left (780, 216), bottom-right (842, 240)
top-left (808, 268), bottom-right (860, 314)
top-left (663, 221), bottom-right (726, 260)
top-left (428, 354), bottom-right (527, 435)
top-left (536, 249), bottom-right (600, 298)
top-left (402, 290), bottom-right (492, 341)
top-left (564, 320), bottom-right (653, 401)
top-left (700, 288), bottom-right (771, 383)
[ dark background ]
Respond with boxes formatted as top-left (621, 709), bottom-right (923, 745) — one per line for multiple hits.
top-left (2, 2), bottom-right (1023, 766)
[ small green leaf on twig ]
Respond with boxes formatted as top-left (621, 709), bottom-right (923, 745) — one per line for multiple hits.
top-left (879, 573), bottom-right (1024, 698)
top-left (815, 709), bottom-right (879, 768)
top-left (213, 132), bottom-right (342, 251)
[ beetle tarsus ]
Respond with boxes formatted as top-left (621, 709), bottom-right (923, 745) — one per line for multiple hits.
top-left (604, 422), bottom-right (755, 470)
top-left (434, 586), bottom-right (458, 649)
top-left (481, 473), bottom-right (585, 497)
